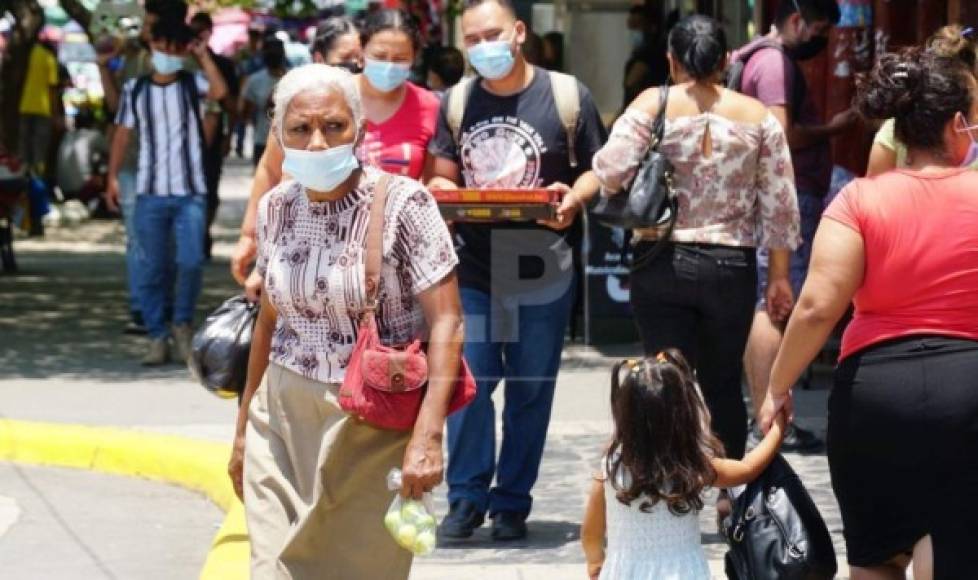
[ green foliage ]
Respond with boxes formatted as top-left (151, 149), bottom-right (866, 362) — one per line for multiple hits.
top-left (270, 0), bottom-right (318, 18)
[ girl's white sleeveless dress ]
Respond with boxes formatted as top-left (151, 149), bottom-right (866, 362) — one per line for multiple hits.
top-left (599, 479), bottom-right (712, 580)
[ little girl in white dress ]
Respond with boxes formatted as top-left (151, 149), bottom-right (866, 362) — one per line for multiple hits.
top-left (581, 351), bottom-right (787, 579)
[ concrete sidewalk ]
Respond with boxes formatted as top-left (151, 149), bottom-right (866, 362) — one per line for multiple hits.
top-left (0, 160), bottom-right (848, 579)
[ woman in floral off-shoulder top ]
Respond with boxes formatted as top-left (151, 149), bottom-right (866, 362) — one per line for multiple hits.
top-left (592, 15), bottom-right (800, 462)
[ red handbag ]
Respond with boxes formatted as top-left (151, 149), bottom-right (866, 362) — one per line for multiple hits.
top-left (339, 174), bottom-right (476, 431)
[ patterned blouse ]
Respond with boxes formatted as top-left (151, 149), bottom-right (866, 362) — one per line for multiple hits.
top-left (256, 167), bottom-right (459, 384)
top-left (593, 109), bottom-right (801, 250)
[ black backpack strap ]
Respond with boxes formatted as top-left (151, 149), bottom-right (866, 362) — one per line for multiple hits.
top-left (131, 75), bottom-right (153, 192)
top-left (178, 71), bottom-right (208, 195)
top-left (130, 75), bottom-right (151, 135)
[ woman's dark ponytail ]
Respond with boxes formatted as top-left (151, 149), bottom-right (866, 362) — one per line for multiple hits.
top-left (668, 15), bottom-right (727, 80)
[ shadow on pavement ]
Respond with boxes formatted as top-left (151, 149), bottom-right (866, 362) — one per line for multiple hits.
top-left (0, 249), bottom-right (240, 381)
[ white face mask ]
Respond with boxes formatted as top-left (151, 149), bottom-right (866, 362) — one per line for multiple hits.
top-left (954, 114), bottom-right (978, 167)
top-left (282, 143), bottom-right (360, 193)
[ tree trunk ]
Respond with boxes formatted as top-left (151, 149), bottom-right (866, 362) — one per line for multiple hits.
top-left (0, 0), bottom-right (44, 154)
top-left (59, 0), bottom-right (92, 34)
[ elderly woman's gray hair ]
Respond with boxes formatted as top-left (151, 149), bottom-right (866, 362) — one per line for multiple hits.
top-left (272, 63), bottom-right (364, 141)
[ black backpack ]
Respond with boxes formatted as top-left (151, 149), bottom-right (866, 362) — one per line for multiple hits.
top-left (722, 455), bottom-right (837, 580)
top-left (727, 39), bottom-right (806, 122)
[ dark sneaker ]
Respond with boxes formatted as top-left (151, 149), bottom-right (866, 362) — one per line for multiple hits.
top-left (491, 512), bottom-right (528, 541)
top-left (437, 499), bottom-right (484, 540)
top-left (782, 424), bottom-right (824, 454)
top-left (123, 321), bottom-right (148, 336)
top-left (748, 420), bottom-right (824, 454)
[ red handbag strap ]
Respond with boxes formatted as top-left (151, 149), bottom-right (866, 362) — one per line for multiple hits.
top-left (363, 173), bottom-right (391, 316)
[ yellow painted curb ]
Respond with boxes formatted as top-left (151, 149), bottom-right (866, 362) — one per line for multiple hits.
top-left (0, 419), bottom-right (250, 579)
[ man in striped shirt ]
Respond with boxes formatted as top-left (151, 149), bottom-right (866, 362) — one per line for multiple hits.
top-left (106, 18), bottom-right (228, 366)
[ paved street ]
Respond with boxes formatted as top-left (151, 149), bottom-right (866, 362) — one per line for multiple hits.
top-left (0, 159), bottom-right (847, 579)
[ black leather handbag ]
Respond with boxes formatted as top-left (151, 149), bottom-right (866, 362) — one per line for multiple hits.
top-left (188, 295), bottom-right (258, 399)
top-left (722, 455), bottom-right (837, 580)
top-left (590, 84), bottom-right (678, 237)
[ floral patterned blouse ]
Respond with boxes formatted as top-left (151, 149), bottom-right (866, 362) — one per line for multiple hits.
top-left (593, 109), bottom-right (801, 250)
top-left (256, 167), bottom-right (458, 384)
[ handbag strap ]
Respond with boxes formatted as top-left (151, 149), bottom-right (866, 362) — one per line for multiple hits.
top-left (363, 173), bottom-right (392, 315)
top-left (627, 83), bottom-right (675, 273)
top-left (651, 83), bottom-right (669, 150)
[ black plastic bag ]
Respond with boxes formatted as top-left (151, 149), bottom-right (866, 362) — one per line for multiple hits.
top-left (722, 454), bottom-right (837, 580)
top-left (188, 295), bottom-right (258, 399)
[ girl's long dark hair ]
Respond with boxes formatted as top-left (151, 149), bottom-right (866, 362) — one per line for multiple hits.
top-left (605, 349), bottom-right (724, 516)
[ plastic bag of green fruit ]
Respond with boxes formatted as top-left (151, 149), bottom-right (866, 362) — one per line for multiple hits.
top-left (384, 468), bottom-right (438, 556)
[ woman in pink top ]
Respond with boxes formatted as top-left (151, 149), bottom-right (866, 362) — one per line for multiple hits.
top-left (760, 50), bottom-right (978, 579)
top-left (231, 9), bottom-right (441, 293)
top-left (593, 15), bottom-right (800, 461)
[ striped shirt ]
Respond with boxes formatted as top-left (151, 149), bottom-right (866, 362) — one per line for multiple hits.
top-left (116, 73), bottom-right (209, 196)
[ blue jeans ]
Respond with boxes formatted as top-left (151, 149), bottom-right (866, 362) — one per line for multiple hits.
top-left (134, 195), bottom-right (205, 339)
top-left (756, 190), bottom-right (824, 308)
top-left (446, 279), bottom-right (575, 518)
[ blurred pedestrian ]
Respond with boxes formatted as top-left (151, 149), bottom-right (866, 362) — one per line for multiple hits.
top-left (96, 0), bottom-right (189, 335)
top-left (311, 16), bottom-right (363, 71)
top-left (240, 39), bottom-right (287, 166)
top-left (622, 1), bottom-right (670, 110)
top-left (18, 28), bottom-right (60, 176)
top-left (424, 45), bottom-right (466, 95)
top-left (190, 11), bottom-right (241, 259)
top-left (56, 105), bottom-right (107, 203)
top-left (731, 0), bottom-right (855, 454)
top-left (542, 31), bottom-right (564, 72)
top-left (105, 18), bottom-right (229, 366)
top-left (233, 23), bottom-right (266, 157)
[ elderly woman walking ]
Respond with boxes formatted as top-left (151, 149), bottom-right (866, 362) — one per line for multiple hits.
top-left (227, 64), bottom-right (463, 579)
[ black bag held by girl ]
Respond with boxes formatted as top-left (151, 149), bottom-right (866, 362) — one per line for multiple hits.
top-left (722, 455), bottom-right (837, 580)
top-left (188, 295), bottom-right (258, 399)
top-left (589, 84), bottom-right (678, 233)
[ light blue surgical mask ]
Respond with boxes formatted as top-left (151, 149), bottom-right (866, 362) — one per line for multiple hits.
top-left (955, 116), bottom-right (978, 167)
top-left (468, 37), bottom-right (516, 80)
top-left (283, 143), bottom-right (360, 193)
top-left (363, 58), bottom-right (412, 93)
top-left (630, 30), bottom-right (644, 48)
top-left (151, 50), bottom-right (184, 75)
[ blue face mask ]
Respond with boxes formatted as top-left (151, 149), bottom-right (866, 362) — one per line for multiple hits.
top-left (151, 50), bottom-right (184, 75)
top-left (363, 58), bottom-right (412, 92)
top-left (956, 120), bottom-right (978, 167)
top-left (468, 38), bottom-right (516, 80)
top-left (282, 143), bottom-right (360, 193)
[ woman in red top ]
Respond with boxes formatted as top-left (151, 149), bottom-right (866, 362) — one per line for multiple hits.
top-left (759, 50), bottom-right (978, 580)
top-left (231, 9), bottom-right (441, 295)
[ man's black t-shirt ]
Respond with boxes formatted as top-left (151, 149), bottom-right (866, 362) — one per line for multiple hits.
top-left (428, 67), bottom-right (607, 292)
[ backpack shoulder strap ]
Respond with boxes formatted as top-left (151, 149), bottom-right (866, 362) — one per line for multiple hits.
top-left (364, 173), bottom-right (392, 314)
top-left (447, 77), bottom-right (476, 147)
top-left (178, 71), bottom-right (208, 146)
top-left (130, 75), bottom-right (151, 132)
top-left (729, 39), bottom-right (804, 121)
top-left (548, 71), bottom-right (581, 168)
